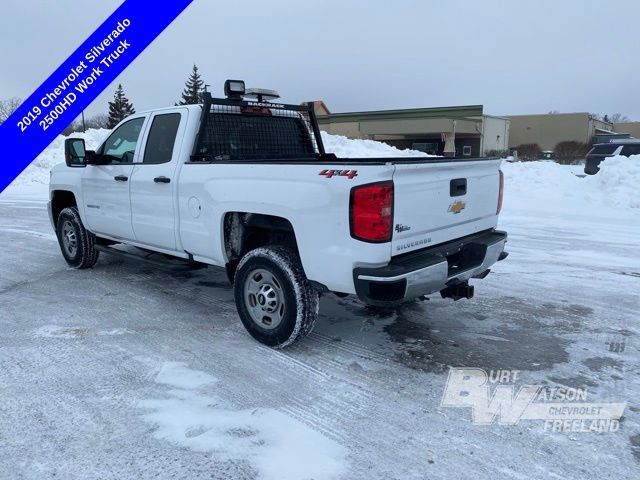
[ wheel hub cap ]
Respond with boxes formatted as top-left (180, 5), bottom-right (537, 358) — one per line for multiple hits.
top-left (61, 221), bottom-right (77, 257)
top-left (244, 269), bottom-right (285, 329)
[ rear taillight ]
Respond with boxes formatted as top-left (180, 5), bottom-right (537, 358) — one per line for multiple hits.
top-left (497, 170), bottom-right (504, 214)
top-left (350, 181), bottom-right (394, 243)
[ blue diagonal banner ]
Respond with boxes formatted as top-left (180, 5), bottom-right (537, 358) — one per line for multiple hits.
top-left (0, 0), bottom-right (194, 193)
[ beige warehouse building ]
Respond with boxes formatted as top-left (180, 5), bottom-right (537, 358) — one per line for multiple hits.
top-left (311, 103), bottom-right (638, 156)
top-left (311, 103), bottom-right (510, 157)
top-left (613, 121), bottom-right (640, 138)
top-left (507, 113), bottom-right (614, 150)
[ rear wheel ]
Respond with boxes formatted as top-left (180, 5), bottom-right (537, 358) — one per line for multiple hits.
top-left (56, 207), bottom-right (99, 269)
top-left (233, 246), bottom-right (319, 348)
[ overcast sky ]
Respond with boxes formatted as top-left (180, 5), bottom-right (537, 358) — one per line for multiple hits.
top-left (2, 0), bottom-right (639, 120)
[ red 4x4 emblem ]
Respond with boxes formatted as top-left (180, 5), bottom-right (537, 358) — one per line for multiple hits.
top-left (319, 169), bottom-right (358, 179)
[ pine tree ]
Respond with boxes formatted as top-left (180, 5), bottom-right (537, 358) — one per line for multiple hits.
top-left (107, 84), bottom-right (136, 128)
top-left (178, 65), bottom-right (205, 105)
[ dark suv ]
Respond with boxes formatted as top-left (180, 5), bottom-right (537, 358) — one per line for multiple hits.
top-left (585, 140), bottom-right (640, 174)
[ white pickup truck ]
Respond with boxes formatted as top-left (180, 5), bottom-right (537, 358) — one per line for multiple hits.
top-left (49, 80), bottom-right (507, 348)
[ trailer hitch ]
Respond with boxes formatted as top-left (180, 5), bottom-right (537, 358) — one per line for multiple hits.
top-left (440, 282), bottom-right (475, 301)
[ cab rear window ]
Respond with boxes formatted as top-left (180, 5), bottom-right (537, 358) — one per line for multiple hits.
top-left (202, 112), bottom-right (315, 160)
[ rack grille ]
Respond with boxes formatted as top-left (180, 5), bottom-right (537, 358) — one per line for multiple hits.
top-left (194, 100), bottom-right (321, 161)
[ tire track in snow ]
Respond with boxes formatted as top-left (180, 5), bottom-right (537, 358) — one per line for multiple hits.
top-left (244, 335), bottom-right (444, 479)
top-left (307, 331), bottom-right (391, 364)
top-left (48, 251), bottom-right (437, 468)
top-left (18, 241), bottom-right (569, 478)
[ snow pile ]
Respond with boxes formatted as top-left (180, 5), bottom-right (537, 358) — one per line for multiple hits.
top-left (501, 161), bottom-right (581, 212)
top-left (502, 156), bottom-right (639, 215)
top-left (322, 132), bottom-right (430, 158)
top-left (583, 155), bottom-right (640, 209)
top-left (9, 128), bottom-right (109, 187)
top-left (140, 362), bottom-right (346, 480)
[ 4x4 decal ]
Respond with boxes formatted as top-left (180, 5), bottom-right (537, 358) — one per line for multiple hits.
top-left (319, 169), bottom-right (358, 179)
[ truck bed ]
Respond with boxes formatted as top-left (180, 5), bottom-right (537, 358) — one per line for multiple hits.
top-left (183, 154), bottom-right (503, 259)
top-left (186, 155), bottom-right (497, 166)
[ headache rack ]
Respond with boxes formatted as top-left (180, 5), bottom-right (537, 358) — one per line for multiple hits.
top-left (190, 93), bottom-right (326, 162)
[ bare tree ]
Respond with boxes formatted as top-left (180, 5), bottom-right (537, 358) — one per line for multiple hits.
top-left (0, 97), bottom-right (22, 124)
top-left (85, 113), bottom-right (110, 130)
top-left (61, 120), bottom-right (82, 136)
top-left (514, 143), bottom-right (543, 161)
top-left (609, 113), bottom-right (629, 123)
top-left (591, 112), bottom-right (630, 123)
top-left (553, 141), bottom-right (591, 165)
top-left (61, 113), bottom-right (110, 136)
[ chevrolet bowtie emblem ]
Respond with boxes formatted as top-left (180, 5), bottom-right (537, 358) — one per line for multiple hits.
top-left (448, 200), bottom-right (466, 214)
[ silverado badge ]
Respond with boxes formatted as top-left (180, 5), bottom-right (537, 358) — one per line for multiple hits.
top-left (448, 200), bottom-right (466, 214)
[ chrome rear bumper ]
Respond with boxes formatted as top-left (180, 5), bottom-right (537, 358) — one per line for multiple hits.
top-left (353, 230), bottom-right (507, 305)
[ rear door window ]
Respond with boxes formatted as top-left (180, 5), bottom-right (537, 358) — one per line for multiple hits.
top-left (142, 113), bottom-right (181, 164)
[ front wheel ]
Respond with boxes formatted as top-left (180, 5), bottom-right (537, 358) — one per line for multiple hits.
top-left (56, 207), bottom-right (99, 269)
top-left (233, 246), bottom-right (319, 348)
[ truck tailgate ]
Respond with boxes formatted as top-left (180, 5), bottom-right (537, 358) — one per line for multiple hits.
top-left (391, 159), bottom-right (502, 256)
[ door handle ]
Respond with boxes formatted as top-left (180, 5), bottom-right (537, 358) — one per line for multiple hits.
top-left (114, 175), bottom-right (128, 182)
top-left (154, 176), bottom-right (171, 184)
top-left (450, 178), bottom-right (467, 197)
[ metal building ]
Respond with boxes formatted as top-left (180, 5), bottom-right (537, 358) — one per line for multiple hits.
top-left (613, 121), bottom-right (640, 138)
top-left (310, 103), bottom-right (510, 157)
top-left (507, 113), bottom-right (614, 150)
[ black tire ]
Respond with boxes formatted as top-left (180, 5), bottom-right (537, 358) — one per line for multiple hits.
top-left (56, 207), bottom-right (99, 269)
top-left (233, 246), bottom-right (319, 348)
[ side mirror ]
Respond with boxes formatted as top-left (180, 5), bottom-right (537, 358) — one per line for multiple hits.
top-left (64, 138), bottom-right (87, 167)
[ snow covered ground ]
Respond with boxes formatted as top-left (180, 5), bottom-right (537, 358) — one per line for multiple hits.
top-left (1, 133), bottom-right (639, 479)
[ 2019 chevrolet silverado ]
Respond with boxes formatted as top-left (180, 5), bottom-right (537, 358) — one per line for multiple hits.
top-left (49, 80), bottom-right (508, 348)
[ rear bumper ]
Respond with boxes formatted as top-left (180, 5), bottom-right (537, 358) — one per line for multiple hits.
top-left (353, 229), bottom-right (507, 305)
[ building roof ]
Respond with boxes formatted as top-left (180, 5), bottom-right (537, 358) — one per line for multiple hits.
top-left (304, 100), bottom-right (331, 115)
top-left (506, 112), bottom-right (592, 118)
top-left (317, 104), bottom-right (484, 122)
top-left (507, 112), bottom-right (612, 124)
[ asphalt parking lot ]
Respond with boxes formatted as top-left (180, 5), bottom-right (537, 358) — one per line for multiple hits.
top-left (1, 196), bottom-right (638, 479)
